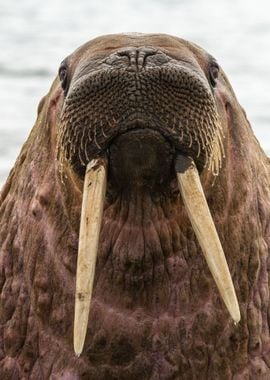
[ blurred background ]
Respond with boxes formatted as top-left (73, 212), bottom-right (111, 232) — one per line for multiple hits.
top-left (0, 0), bottom-right (269, 186)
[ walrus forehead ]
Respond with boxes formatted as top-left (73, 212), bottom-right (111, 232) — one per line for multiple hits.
top-left (68, 33), bottom-right (210, 75)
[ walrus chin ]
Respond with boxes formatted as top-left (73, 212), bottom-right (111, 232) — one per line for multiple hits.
top-left (72, 125), bottom-right (240, 356)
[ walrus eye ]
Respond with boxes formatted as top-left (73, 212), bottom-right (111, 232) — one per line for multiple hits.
top-left (209, 63), bottom-right (219, 87)
top-left (58, 62), bottom-right (69, 93)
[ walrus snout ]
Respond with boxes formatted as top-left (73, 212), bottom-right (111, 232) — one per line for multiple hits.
top-left (57, 47), bottom-right (224, 178)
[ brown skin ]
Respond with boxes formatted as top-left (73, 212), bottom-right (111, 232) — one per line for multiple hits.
top-left (0, 34), bottom-right (270, 379)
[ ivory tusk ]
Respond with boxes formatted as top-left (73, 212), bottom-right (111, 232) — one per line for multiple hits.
top-left (175, 155), bottom-right (240, 323)
top-left (74, 158), bottom-right (107, 356)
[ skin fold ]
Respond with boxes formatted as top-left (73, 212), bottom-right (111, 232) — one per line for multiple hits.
top-left (0, 33), bottom-right (270, 379)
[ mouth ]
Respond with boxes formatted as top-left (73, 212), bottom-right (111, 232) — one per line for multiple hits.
top-left (72, 126), bottom-right (240, 357)
top-left (108, 127), bottom-right (175, 192)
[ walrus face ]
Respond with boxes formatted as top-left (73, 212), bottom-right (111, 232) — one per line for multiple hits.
top-left (57, 40), bottom-right (224, 181)
top-left (53, 34), bottom-right (240, 355)
top-left (2, 33), bottom-right (270, 378)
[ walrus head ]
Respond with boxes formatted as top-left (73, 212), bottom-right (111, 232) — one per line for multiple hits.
top-left (1, 34), bottom-right (270, 379)
top-left (51, 34), bottom-right (241, 354)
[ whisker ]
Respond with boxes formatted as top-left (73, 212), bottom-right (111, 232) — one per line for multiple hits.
top-left (93, 124), bottom-right (102, 150)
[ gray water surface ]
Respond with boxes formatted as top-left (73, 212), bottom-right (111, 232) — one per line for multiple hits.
top-left (0, 0), bottom-right (269, 185)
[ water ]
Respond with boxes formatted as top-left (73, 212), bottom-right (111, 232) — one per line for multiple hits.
top-left (0, 0), bottom-right (269, 185)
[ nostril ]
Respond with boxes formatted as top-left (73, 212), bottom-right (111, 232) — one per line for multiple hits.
top-left (138, 48), bottom-right (157, 66)
top-left (116, 50), bottom-right (136, 67)
top-left (109, 47), bottom-right (169, 70)
top-left (128, 51), bottom-right (137, 66)
top-left (117, 49), bottom-right (141, 67)
top-left (117, 48), bottom-right (158, 68)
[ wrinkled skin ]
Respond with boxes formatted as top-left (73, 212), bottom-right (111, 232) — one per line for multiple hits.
top-left (0, 34), bottom-right (270, 379)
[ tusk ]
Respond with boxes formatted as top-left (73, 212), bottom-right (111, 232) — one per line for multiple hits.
top-left (175, 155), bottom-right (240, 323)
top-left (74, 158), bottom-right (107, 357)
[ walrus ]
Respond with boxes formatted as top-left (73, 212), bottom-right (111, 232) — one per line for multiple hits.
top-left (0, 33), bottom-right (270, 379)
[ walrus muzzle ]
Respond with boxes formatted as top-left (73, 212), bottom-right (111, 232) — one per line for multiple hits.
top-left (56, 47), bottom-right (240, 355)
